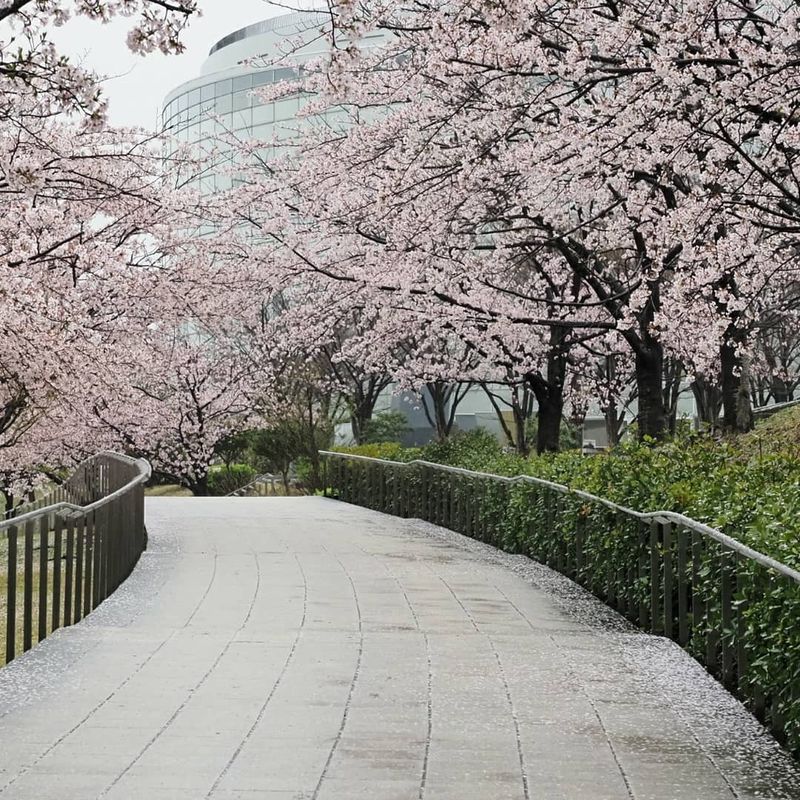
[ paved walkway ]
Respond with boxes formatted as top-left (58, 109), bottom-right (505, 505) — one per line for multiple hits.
top-left (0, 498), bottom-right (798, 800)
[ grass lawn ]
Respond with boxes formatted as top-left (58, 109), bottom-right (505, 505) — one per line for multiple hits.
top-left (145, 484), bottom-right (193, 497)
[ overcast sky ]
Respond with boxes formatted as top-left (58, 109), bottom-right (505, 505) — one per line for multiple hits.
top-left (50, 1), bottom-right (286, 129)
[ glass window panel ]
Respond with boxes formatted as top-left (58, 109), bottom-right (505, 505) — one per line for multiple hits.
top-left (232, 74), bottom-right (252, 92)
top-left (215, 78), bottom-right (232, 97)
top-left (216, 94), bottom-right (232, 114)
top-left (274, 97), bottom-right (299, 121)
top-left (177, 93), bottom-right (188, 111)
top-left (188, 88), bottom-right (201, 106)
top-left (250, 124), bottom-right (274, 141)
top-left (232, 92), bottom-right (251, 111)
top-left (200, 116), bottom-right (216, 136)
top-left (274, 123), bottom-right (296, 140)
top-left (273, 67), bottom-right (298, 82)
top-left (201, 83), bottom-right (215, 101)
top-left (252, 70), bottom-right (273, 86)
top-left (252, 104), bottom-right (274, 125)
top-left (233, 108), bottom-right (252, 130)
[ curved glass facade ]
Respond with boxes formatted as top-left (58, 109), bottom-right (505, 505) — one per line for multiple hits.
top-left (161, 12), bottom-right (332, 192)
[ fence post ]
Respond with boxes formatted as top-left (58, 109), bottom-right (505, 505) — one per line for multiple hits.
top-left (649, 520), bottom-right (662, 635)
top-left (23, 519), bottom-right (35, 652)
top-left (38, 514), bottom-right (50, 643)
top-left (663, 522), bottom-right (674, 640)
top-left (677, 526), bottom-right (689, 646)
top-left (721, 549), bottom-right (735, 689)
top-left (6, 524), bottom-right (18, 663)
top-left (52, 515), bottom-right (63, 632)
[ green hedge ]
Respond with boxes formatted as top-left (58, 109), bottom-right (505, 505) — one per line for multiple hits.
top-left (207, 464), bottom-right (257, 496)
top-left (411, 429), bottom-right (800, 571)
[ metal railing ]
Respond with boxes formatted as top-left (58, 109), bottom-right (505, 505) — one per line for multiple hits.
top-left (320, 450), bottom-right (800, 755)
top-left (226, 473), bottom-right (290, 497)
top-left (1, 452), bottom-right (150, 666)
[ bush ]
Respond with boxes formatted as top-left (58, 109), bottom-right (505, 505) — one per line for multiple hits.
top-left (362, 411), bottom-right (411, 444)
top-left (334, 441), bottom-right (421, 462)
top-left (207, 464), bottom-right (257, 496)
top-left (411, 429), bottom-right (800, 570)
top-left (421, 428), bottom-right (504, 470)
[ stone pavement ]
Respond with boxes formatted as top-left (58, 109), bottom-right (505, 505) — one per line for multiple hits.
top-left (0, 497), bottom-right (798, 800)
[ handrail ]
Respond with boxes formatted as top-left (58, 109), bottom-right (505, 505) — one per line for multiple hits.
top-left (0, 452), bottom-right (151, 536)
top-left (2, 451), bottom-right (151, 666)
top-left (319, 450), bottom-right (800, 585)
top-left (226, 472), bottom-right (278, 497)
top-left (752, 398), bottom-right (800, 417)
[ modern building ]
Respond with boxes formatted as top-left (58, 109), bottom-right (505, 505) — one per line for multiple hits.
top-left (162, 11), bottom-right (334, 193)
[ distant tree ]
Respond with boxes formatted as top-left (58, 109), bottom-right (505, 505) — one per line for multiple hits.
top-left (249, 425), bottom-right (305, 495)
top-left (362, 411), bottom-right (410, 444)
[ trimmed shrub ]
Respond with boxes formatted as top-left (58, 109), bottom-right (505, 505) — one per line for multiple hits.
top-left (208, 464), bottom-right (257, 496)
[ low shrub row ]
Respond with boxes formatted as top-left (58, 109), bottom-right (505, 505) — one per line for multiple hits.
top-left (337, 426), bottom-right (800, 569)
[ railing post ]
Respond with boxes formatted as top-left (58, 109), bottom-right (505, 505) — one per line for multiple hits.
top-left (94, 503), bottom-right (105, 609)
top-left (676, 526), bottom-right (689, 647)
top-left (638, 520), bottom-right (649, 628)
top-left (555, 495), bottom-right (566, 574)
top-left (721, 549), bottom-right (735, 689)
top-left (6, 524), bottom-right (18, 664)
top-left (23, 519), bottom-right (35, 652)
top-left (64, 516), bottom-right (75, 627)
top-left (691, 529), bottom-right (704, 645)
top-left (649, 520), bottom-right (662, 635)
top-left (74, 514), bottom-right (85, 624)
top-left (52, 515), bottom-right (63, 633)
top-left (83, 511), bottom-right (95, 618)
top-left (38, 513), bottom-right (50, 643)
top-left (706, 541), bottom-right (721, 676)
top-left (663, 522), bottom-right (674, 640)
top-left (736, 560), bottom-right (749, 698)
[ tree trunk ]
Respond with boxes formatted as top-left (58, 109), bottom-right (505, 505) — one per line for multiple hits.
top-left (634, 342), bottom-right (667, 441)
top-left (481, 383), bottom-right (516, 449)
top-left (433, 387), bottom-right (450, 441)
top-left (662, 357), bottom-right (683, 435)
top-left (604, 399), bottom-right (621, 448)
top-left (771, 376), bottom-right (792, 404)
top-left (512, 395), bottom-right (529, 456)
top-left (190, 473), bottom-right (209, 496)
top-left (350, 409), bottom-right (369, 444)
top-left (1, 486), bottom-right (14, 517)
top-left (721, 335), bottom-right (754, 433)
top-left (528, 326), bottom-right (568, 454)
top-left (422, 382), bottom-right (451, 442)
top-left (691, 375), bottom-right (723, 432)
top-left (535, 391), bottom-right (562, 453)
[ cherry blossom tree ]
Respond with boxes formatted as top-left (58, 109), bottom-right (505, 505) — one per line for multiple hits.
top-left (0, 0), bottom-right (205, 488)
top-left (227, 0), bottom-right (800, 450)
top-left (90, 325), bottom-right (261, 495)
